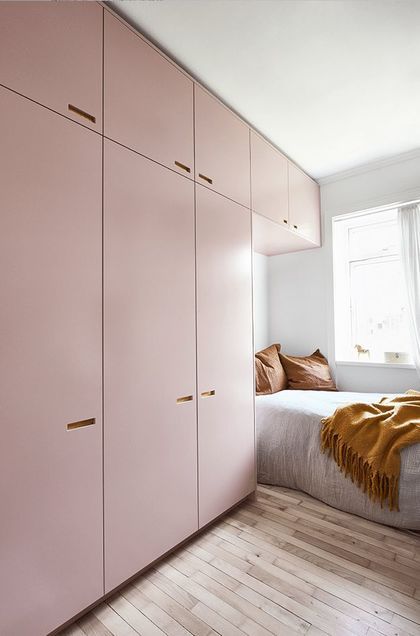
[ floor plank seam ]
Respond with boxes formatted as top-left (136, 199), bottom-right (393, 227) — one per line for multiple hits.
top-left (60, 485), bottom-right (420, 636)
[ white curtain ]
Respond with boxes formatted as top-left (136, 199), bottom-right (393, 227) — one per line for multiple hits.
top-left (398, 203), bottom-right (420, 376)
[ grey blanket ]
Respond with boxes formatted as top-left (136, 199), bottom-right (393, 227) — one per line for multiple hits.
top-left (256, 390), bottom-right (420, 530)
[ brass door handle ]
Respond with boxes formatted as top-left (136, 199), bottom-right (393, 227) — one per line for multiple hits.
top-left (176, 395), bottom-right (193, 404)
top-left (198, 173), bottom-right (213, 185)
top-left (174, 161), bottom-right (191, 174)
top-left (201, 390), bottom-right (215, 398)
top-left (67, 418), bottom-right (96, 431)
top-left (68, 104), bottom-right (96, 124)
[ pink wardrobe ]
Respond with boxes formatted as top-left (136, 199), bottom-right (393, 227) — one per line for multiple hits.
top-left (0, 3), bottom-right (319, 635)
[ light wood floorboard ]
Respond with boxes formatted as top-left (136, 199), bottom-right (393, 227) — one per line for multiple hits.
top-left (61, 485), bottom-right (420, 636)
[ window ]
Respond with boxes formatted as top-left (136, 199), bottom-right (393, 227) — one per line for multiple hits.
top-left (333, 207), bottom-right (412, 365)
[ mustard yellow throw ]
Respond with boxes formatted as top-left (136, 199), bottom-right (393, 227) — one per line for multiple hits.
top-left (321, 391), bottom-right (420, 511)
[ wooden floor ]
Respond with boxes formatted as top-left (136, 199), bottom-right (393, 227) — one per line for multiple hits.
top-left (61, 485), bottom-right (420, 636)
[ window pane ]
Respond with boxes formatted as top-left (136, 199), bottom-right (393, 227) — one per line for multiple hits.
top-left (349, 256), bottom-right (412, 362)
top-left (348, 219), bottom-right (398, 261)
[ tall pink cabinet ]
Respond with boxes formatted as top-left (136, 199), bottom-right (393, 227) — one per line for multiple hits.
top-left (196, 186), bottom-right (254, 527)
top-left (0, 88), bottom-right (103, 636)
top-left (104, 140), bottom-right (198, 592)
top-left (0, 3), bottom-right (320, 634)
top-left (102, 13), bottom-right (255, 594)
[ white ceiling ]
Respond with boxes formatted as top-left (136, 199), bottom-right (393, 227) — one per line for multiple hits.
top-left (109, 0), bottom-right (420, 180)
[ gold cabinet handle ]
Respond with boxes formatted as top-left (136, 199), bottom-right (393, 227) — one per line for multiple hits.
top-left (68, 104), bottom-right (96, 124)
top-left (201, 390), bottom-right (216, 398)
top-left (198, 173), bottom-right (213, 185)
top-left (174, 161), bottom-right (191, 174)
top-left (67, 418), bottom-right (96, 431)
top-left (176, 395), bottom-right (193, 404)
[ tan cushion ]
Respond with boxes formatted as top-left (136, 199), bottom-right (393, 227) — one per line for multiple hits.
top-left (255, 344), bottom-right (288, 395)
top-left (280, 349), bottom-right (337, 391)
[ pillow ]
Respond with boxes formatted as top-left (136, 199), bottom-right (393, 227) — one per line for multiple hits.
top-left (255, 344), bottom-right (288, 395)
top-left (279, 349), bottom-right (336, 391)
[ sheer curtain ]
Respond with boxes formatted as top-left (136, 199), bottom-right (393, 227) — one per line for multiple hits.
top-left (398, 203), bottom-right (420, 376)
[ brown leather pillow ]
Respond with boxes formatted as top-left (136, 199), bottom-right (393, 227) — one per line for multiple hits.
top-left (255, 344), bottom-right (288, 395)
top-left (279, 349), bottom-right (336, 391)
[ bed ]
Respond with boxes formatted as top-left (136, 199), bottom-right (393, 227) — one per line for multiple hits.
top-left (256, 390), bottom-right (420, 530)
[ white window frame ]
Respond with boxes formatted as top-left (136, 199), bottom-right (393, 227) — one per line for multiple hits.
top-left (332, 204), bottom-right (415, 368)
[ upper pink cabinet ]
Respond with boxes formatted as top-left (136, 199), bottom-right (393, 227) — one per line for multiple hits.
top-left (251, 131), bottom-right (289, 225)
top-left (288, 162), bottom-right (321, 245)
top-left (0, 2), bottom-right (102, 131)
top-left (195, 86), bottom-right (250, 208)
top-left (104, 12), bottom-right (194, 178)
top-left (251, 135), bottom-right (321, 255)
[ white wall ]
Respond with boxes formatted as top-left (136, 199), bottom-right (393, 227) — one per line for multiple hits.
top-left (253, 252), bottom-right (269, 352)
top-left (268, 151), bottom-right (420, 392)
top-left (268, 246), bottom-right (329, 356)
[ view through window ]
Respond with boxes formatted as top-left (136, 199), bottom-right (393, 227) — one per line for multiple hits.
top-left (333, 207), bottom-right (412, 364)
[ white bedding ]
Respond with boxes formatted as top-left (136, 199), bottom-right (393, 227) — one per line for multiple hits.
top-left (257, 390), bottom-right (420, 529)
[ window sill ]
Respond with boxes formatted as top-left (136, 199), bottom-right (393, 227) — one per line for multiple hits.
top-left (335, 360), bottom-right (416, 370)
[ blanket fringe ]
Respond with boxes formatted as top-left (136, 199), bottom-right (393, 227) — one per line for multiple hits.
top-left (321, 422), bottom-right (399, 511)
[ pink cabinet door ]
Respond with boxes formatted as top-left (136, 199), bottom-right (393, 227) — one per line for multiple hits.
top-left (251, 131), bottom-right (289, 226)
top-left (104, 140), bottom-right (197, 592)
top-left (104, 12), bottom-right (194, 178)
top-left (288, 162), bottom-right (321, 245)
top-left (195, 86), bottom-right (250, 208)
top-left (0, 2), bottom-right (102, 131)
top-left (196, 185), bottom-right (255, 528)
top-left (0, 88), bottom-right (103, 636)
